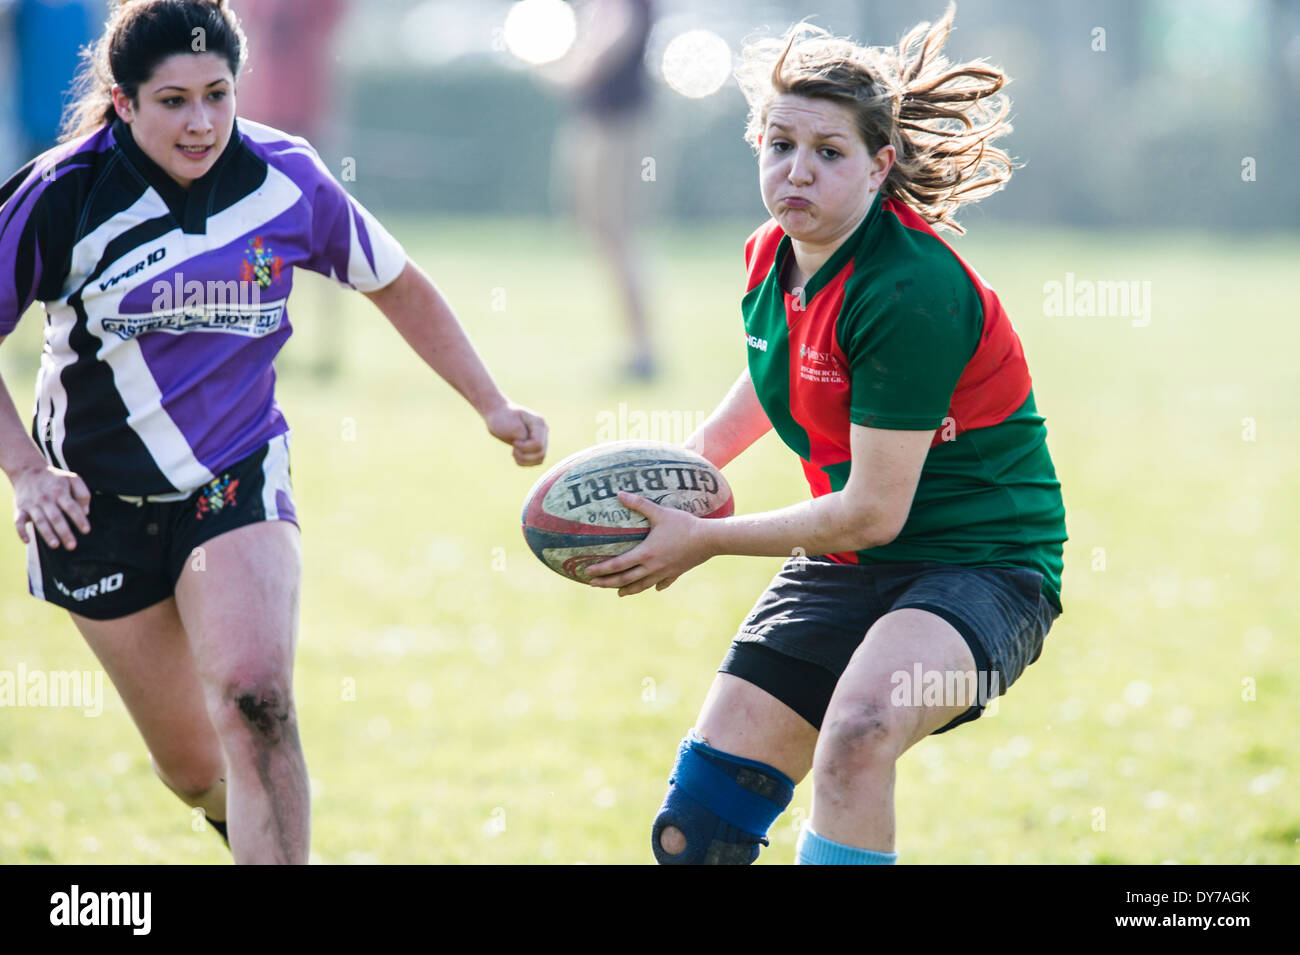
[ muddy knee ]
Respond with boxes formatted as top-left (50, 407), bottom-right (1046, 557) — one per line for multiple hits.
top-left (216, 683), bottom-right (297, 746)
top-left (815, 700), bottom-right (904, 783)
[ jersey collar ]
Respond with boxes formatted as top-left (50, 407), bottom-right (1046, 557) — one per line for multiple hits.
top-left (777, 188), bottom-right (886, 302)
top-left (111, 118), bottom-right (243, 235)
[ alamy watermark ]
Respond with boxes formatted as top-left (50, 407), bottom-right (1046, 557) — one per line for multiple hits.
top-left (49, 885), bottom-right (150, 935)
top-left (1042, 272), bottom-right (1151, 327)
top-left (96, 249), bottom-right (284, 340)
top-left (595, 402), bottom-right (708, 445)
top-left (0, 663), bottom-right (104, 717)
top-left (890, 664), bottom-right (1001, 709)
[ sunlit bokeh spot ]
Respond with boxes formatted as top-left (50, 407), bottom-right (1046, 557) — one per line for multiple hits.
top-left (503, 0), bottom-right (577, 65)
top-left (1123, 679), bottom-right (1152, 707)
top-left (661, 29), bottom-right (732, 99)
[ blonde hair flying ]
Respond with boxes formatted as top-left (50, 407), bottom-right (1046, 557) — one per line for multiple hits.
top-left (734, 3), bottom-right (1014, 233)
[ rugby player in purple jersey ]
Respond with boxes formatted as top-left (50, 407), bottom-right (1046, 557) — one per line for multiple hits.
top-left (0, 0), bottom-right (547, 864)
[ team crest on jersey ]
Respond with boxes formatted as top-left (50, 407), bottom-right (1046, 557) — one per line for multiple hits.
top-left (801, 343), bottom-right (835, 364)
top-left (798, 340), bottom-right (846, 385)
top-left (239, 236), bottom-right (283, 290)
top-left (196, 473), bottom-right (240, 520)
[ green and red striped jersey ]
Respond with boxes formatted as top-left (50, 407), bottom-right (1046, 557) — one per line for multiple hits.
top-left (742, 191), bottom-right (1066, 610)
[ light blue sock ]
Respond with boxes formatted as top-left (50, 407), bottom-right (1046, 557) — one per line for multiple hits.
top-left (796, 825), bottom-right (897, 865)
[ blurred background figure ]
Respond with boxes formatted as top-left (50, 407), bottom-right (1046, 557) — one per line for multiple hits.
top-left (5, 0), bottom-right (98, 157)
top-left (547, 0), bottom-right (658, 382)
top-left (235, 0), bottom-right (349, 148)
top-left (236, 0), bottom-right (350, 379)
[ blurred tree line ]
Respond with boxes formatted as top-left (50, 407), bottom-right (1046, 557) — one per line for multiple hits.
top-left (2, 0), bottom-right (1292, 229)
top-left (327, 0), bottom-right (1298, 230)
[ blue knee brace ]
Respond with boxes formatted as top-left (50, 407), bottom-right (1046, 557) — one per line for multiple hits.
top-left (652, 729), bottom-right (795, 865)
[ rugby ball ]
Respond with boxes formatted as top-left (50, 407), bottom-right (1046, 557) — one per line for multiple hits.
top-left (521, 441), bottom-right (734, 583)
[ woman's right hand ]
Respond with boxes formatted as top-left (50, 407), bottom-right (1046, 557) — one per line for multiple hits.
top-left (11, 463), bottom-right (91, 549)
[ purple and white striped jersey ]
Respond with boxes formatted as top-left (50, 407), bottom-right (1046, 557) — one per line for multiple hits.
top-left (0, 117), bottom-right (406, 495)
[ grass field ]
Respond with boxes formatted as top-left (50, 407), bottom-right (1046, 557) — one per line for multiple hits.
top-left (1, 217), bottom-right (1296, 864)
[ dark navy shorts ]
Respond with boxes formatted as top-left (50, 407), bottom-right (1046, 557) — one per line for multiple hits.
top-left (719, 557), bottom-right (1060, 735)
top-left (26, 435), bottom-right (297, 621)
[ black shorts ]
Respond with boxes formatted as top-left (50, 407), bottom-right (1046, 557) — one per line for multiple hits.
top-left (26, 435), bottom-right (297, 621)
top-left (718, 557), bottom-right (1060, 735)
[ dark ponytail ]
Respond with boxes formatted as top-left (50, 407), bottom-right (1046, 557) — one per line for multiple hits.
top-left (60, 0), bottom-right (247, 143)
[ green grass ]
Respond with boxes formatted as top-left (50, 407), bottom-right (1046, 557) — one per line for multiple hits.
top-left (1, 217), bottom-right (1296, 864)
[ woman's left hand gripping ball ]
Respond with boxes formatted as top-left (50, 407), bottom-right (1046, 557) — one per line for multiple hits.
top-left (586, 491), bottom-right (714, 596)
top-left (484, 401), bottom-right (549, 467)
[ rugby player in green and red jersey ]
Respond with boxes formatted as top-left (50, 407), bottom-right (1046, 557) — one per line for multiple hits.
top-left (588, 5), bottom-right (1066, 865)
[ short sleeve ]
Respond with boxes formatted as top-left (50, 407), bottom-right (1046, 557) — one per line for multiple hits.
top-left (0, 161), bottom-right (51, 335)
top-left (298, 152), bottom-right (406, 293)
top-left (842, 270), bottom-right (982, 430)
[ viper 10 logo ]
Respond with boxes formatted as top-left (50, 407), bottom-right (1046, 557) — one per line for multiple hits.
top-left (52, 572), bottom-right (124, 602)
